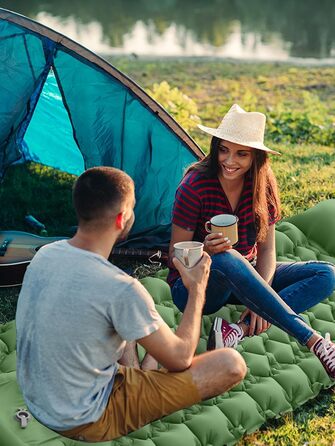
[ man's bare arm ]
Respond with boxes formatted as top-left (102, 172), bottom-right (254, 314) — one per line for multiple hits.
top-left (138, 254), bottom-right (211, 372)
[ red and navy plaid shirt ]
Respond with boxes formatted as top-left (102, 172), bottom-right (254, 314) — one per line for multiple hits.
top-left (167, 169), bottom-right (278, 287)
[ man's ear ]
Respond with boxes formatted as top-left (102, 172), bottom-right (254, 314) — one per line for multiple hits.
top-left (115, 212), bottom-right (124, 230)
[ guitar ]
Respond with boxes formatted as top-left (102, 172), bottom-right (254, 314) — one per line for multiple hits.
top-left (0, 231), bottom-right (168, 287)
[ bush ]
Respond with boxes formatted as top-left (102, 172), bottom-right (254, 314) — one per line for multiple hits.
top-left (146, 81), bottom-right (201, 131)
top-left (267, 92), bottom-right (335, 145)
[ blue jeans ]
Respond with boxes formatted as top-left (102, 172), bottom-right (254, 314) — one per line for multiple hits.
top-left (171, 249), bottom-right (335, 345)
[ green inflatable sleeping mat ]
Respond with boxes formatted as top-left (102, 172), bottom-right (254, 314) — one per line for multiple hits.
top-left (1, 199), bottom-right (334, 446)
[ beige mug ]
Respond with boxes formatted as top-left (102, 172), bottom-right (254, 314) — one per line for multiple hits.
top-left (173, 241), bottom-right (204, 268)
top-left (205, 214), bottom-right (239, 245)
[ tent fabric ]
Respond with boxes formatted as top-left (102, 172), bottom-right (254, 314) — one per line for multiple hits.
top-left (0, 8), bottom-right (203, 240)
top-left (0, 200), bottom-right (334, 446)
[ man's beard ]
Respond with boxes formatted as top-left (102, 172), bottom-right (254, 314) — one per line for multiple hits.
top-left (117, 213), bottom-right (135, 242)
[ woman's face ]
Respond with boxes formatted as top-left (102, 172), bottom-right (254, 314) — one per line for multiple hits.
top-left (217, 140), bottom-right (255, 181)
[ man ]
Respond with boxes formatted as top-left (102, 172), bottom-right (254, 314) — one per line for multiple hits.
top-left (16, 166), bottom-right (246, 442)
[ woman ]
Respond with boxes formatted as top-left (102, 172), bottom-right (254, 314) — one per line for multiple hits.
top-left (167, 104), bottom-right (335, 378)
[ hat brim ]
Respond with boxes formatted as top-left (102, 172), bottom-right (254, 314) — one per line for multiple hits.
top-left (197, 124), bottom-right (281, 155)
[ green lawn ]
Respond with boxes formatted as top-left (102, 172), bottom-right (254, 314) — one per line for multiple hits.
top-left (1, 58), bottom-right (335, 445)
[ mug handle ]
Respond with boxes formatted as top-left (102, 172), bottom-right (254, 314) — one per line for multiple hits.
top-left (183, 248), bottom-right (190, 267)
top-left (205, 221), bottom-right (211, 233)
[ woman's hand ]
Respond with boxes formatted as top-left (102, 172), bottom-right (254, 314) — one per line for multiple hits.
top-left (204, 232), bottom-right (232, 255)
top-left (239, 309), bottom-right (271, 336)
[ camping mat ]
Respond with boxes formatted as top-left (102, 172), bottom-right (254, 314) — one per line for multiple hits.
top-left (0, 200), bottom-right (334, 446)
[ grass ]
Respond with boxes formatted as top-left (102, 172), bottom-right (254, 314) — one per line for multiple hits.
top-left (0, 286), bottom-right (20, 324)
top-left (0, 163), bottom-right (76, 236)
top-left (1, 58), bottom-right (335, 445)
top-left (237, 387), bottom-right (335, 446)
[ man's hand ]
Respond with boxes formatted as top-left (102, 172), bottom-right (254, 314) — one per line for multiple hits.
top-left (239, 309), bottom-right (271, 336)
top-left (139, 252), bottom-right (211, 372)
top-left (204, 233), bottom-right (232, 255)
top-left (172, 252), bottom-right (211, 294)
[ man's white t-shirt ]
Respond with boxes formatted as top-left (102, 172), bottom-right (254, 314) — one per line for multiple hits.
top-left (16, 240), bottom-right (163, 431)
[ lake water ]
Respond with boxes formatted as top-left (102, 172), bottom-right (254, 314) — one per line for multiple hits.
top-left (2, 0), bottom-right (335, 63)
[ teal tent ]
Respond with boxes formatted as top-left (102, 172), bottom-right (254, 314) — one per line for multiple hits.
top-left (0, 8), bottom-right (203, 245)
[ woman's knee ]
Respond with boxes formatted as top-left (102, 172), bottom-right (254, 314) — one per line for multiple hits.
top-left (211, 249), bottom-right (246, 272)
top-left (320, 262), bottom-right (335, 292)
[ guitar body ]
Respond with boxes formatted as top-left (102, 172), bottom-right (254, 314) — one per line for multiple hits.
top-left (0, 231), bottom-right (66, 287)
top-left (0, 230), bottom-right (168, 288)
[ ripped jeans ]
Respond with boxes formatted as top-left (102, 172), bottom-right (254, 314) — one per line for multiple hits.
top-left (171, 249), bottom-right (335, 345)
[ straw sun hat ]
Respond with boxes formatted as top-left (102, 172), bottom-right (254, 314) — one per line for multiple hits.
top-left (198, 104), bottom-right (280, 155)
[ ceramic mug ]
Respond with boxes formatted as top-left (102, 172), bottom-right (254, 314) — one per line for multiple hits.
top-left (173, 241), bottom-right (204, 268)
top-left (205, 214), bottom-right (239, 245)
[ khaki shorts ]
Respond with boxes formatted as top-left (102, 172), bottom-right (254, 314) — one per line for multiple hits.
top-left (58, 365), bottom-right (201, 442)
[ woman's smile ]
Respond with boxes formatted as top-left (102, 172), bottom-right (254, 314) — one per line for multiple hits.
top-left (221, 165), bottom-right (240, 174)
top-left (218, 140), bottom-right (254, 180)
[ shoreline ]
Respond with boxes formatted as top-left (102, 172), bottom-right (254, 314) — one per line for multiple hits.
top-left (103, 54), bottom-right (335, 68)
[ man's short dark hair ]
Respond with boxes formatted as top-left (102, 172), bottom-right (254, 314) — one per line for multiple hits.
top-left (73, 167), bottom-right (134, 225)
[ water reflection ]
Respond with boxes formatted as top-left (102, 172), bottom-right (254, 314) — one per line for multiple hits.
top-left (2, 0), bottom-right (335, 61)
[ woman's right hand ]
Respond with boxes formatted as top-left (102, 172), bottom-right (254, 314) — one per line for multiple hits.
top-left (204, 232), bottom-right (233, 255)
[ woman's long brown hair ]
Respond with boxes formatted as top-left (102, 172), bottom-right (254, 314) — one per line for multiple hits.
top-left (185, 136), bottom-right (281, 242)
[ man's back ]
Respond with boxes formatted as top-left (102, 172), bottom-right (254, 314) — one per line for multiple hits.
top-left (16, 240), bottom-right (162, 430)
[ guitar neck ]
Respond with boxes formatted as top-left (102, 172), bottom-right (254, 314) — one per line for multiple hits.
top-left (110, 247), bottom-right (168, 262)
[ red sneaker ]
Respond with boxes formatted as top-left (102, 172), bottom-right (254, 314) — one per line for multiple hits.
top-left (312, 333), bottom-right (335, 379)
top-left (207, 317), bottom-right (244, 350)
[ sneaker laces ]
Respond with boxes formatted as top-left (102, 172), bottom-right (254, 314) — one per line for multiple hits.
top-left (222, 323), bottom-right (243, 349)
top-left (314, 333), bottom-right (335, 373)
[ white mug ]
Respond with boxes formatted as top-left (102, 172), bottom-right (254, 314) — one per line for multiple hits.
top-left (173, 241), bottom-right (204, 268)
top-left (205, 214), bottom-right (239, 246)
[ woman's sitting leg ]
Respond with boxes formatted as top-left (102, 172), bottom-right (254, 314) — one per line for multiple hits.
top-left (272, 261), bottom-right (335, 313)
